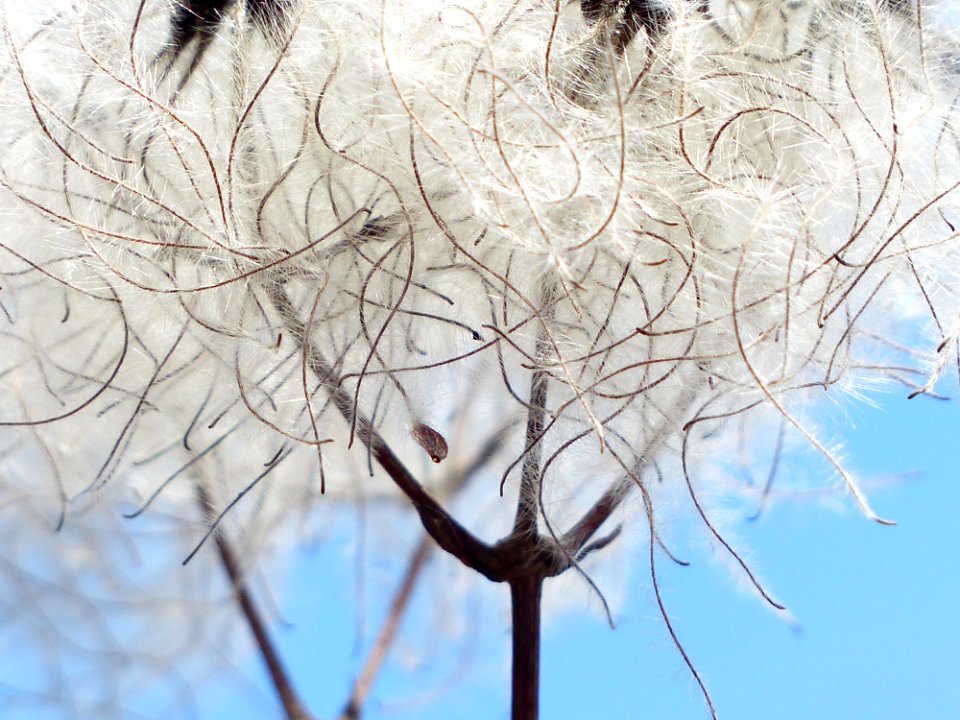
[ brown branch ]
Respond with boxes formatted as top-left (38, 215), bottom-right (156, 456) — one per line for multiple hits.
top-left (560, 478), bottom-right (632, 558)
top-left (338, 537), bottom-right (432, 720)
top-left (268, 287), bottom-right (502, 580)
top-left (269, 279), bottom-right (633, 720)
top-left (335, 422), bottom-right (511, 718)
top-left (507, 284), bottom-right (553, 720)
top-left (512, 329), bottom-right (550, 538)
top-left (195, 485), bottom-right (314, 720)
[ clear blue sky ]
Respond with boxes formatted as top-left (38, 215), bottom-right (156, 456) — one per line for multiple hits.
top-left (202, 385), bottom-right (959, 720)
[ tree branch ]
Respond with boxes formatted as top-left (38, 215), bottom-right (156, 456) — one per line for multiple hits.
top-left (339, 536), bottom-right (431, 720)
top-left (268, 287), bottom-right (501, 580)
top-left (196, 485), bottom-right (314, 720)
top-left (560, 478), bottom-right (632, 558)
top-left (512, 338), bottom-right (549, 538)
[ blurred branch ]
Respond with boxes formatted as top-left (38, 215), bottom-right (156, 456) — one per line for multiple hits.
top-left (196, 485), bottom-right (314, 720)
top-left (338, 536), bottom-right (431, 720)
top-left (336, 424), bottom-right (510, 718)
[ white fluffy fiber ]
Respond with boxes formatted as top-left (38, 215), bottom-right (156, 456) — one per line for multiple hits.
top-left (0, 0), bottom-right (958, 714)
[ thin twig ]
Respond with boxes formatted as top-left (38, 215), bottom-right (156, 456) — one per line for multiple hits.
top-left (195, 485), bottom-right (314, 720)
top-left (336, 422), bottom-right (512, 718)
top-left (512, 285), bottom-right (555, 537)
top-left (560, 477), bottom-right (631, 556)
top-left (339, 537), bottom-right (431, 720)
top-left (268, 286), bottom-right (502, 579)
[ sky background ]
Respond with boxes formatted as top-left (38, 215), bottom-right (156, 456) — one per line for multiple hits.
top-left (196, 383), bottom-right (960, 720)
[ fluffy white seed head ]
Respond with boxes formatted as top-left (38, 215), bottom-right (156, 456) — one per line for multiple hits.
top-left (0, 0), bottom-right (958, 712)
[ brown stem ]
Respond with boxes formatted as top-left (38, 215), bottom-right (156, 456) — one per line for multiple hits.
top-left (196, 486), bottom-right (313, 720)
top-left (513, 284), bottom-right (556, 538)
top-left (561, 477), bottom-right (631, 555)
top-left (339, 536), bottom-right (432, 720)
top-left (510, 575), bottom-right (544, 720)
top-left (269, 287), bottom-right (500, 579)
top-left (513, 362), bottom-right (548, 537)
top-left (336, 422), bottom-right (511, 718)
top-left (505, 284), bottom-right (564, 719)
top-left (267, 282), bottom-right (638, 720)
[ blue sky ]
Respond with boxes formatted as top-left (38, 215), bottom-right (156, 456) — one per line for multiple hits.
top-left (4, 352), bottom-right (952, 720)
top-left (201, 384), bottom-right (959, 720)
